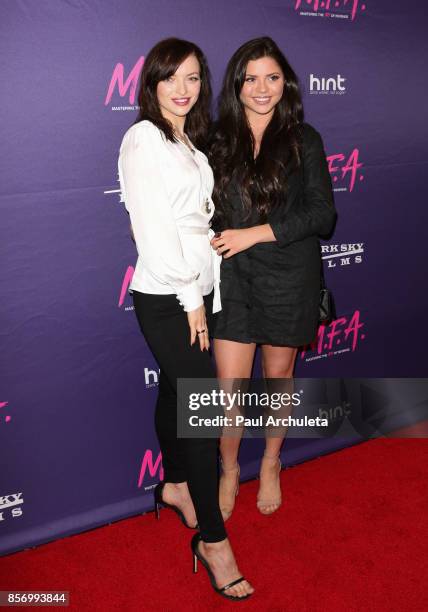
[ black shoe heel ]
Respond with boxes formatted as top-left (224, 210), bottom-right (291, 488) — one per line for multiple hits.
top-left (190, 533), bottom-right (251, 601)
top-left (154, 482), bottom-right (198, 530)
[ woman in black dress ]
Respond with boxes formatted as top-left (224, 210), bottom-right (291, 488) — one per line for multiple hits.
top-left (210, 37), bottom-right (336, 519)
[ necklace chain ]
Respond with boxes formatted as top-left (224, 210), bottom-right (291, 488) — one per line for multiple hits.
top-left (175, 131), bottom-right (211, 214)
top-left (175, 132), bottom-right (195, 154)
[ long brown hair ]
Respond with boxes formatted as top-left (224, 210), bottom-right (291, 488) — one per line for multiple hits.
top-left (135, 38), bottom-right (212, 150)
top-left (210, 37), bottom-right (304, 225)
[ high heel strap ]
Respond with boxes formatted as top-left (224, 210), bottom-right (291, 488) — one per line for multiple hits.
top-left (219, 461), bottom-right (240, 521)
top-left (262, 454), bottom-right (282, 468)
top-left (219, 577), bottom-right (247, 593)
top-left (257, 454), bottom-right (282, 513)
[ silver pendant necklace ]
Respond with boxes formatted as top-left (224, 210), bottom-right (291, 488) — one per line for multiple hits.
top-left (176, 132), bottom-right (195, 155)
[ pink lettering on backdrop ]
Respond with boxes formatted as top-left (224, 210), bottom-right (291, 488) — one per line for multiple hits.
top-left (104, 56), bottom-right (145, 105)
top-left (327, 149), bottom-right (364, 192)
top-left (301, 310), bottom-right (365, 358)
top-left (294, 0), bottom-right (366, 21)
top-left (0, 401), bottom-right (11, 423)
top-left (137, 449), bottom-right (164, 487)
top-left (118, 266), bottom-right (135, 307)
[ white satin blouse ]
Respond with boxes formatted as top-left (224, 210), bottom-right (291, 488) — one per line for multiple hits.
top-left (118, 120), bottom-right (221, 313)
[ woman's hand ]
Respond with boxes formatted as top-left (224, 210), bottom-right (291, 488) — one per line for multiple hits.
top-left (211, 225), bottom-right (276, 258)
top-left (210, 229), bottom-right (257, 258)
top-left (187, 304), bottom-right (210, 351)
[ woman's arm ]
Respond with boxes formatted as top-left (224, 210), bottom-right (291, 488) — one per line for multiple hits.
top-left (211, 224), bottom-right (274, 258)
top-left (269, 124), bottom-right (336, 247)
top-left (120, 122), bottom-right (204, 312)
top-left (211, 124), bottom-right (336, 257)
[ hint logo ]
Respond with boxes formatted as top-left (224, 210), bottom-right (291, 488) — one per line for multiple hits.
top-left (0, 492), bottom-right (24, 521)
top-left (319, 401), bottom-right (351, 421)
top-left (104, 56), bottom-right (144, 111)
top-left (145, 368), bottom-right (160, 388)
top-left (137, 449), bottom-right (164, 489)
top-left (310, 74), bottom-right (346, 95)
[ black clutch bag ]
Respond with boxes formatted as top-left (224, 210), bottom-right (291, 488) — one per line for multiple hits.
top-left (319, 265), bottom-right (336, 324)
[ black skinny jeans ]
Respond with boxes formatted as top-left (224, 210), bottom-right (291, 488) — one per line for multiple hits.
top-left (133, 289), bottom-right (227, 543)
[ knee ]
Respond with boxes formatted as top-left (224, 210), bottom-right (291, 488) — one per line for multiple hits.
top-left (263, 366), bottom-right (294, 378)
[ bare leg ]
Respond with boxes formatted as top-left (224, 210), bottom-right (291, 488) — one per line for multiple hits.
top-left (214, 339), bottom-right (256, 520)
top-left (257, 345), bottom-right (298, 514)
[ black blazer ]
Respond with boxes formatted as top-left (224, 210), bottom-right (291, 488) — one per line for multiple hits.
top-left (268, 123), bottom-right (336, 247)
top-left (212, 122), bottom-right (337, 347)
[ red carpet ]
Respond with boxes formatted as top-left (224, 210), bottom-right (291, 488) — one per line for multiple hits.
top-left (1, 438), bottom-right (427, 611)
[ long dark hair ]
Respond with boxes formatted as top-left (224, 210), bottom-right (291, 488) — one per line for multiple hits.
top-left (210, 37), bottom-right (304, 223)
top-left (135, 38), bottom-right (212, 150)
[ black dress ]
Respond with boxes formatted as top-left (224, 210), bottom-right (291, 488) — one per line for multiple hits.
top-left (211, 123), bottom-right (336, 347)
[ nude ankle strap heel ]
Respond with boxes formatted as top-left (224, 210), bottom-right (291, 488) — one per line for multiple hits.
top-left (219, 461), bottom-right (240, 521)
top-left (257, 454), bottom-right (282, 515)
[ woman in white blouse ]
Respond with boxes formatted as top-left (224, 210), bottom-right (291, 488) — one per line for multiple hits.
top-left (118, 38), bottom-right (253, 601)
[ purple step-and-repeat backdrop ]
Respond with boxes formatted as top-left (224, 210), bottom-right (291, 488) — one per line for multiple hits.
top-left (1, 1), bottom-right (427, 556)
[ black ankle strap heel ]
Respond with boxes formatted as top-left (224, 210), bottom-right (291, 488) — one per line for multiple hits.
top-left (154, 482), bottom-right (198, 530)
top-left (191, 533), bottom-right (252, 601)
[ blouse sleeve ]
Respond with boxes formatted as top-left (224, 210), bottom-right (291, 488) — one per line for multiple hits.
top-left (269, 124), bottom-right (337, 247)
top-left (119, 122), bottom-right (203, 312)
